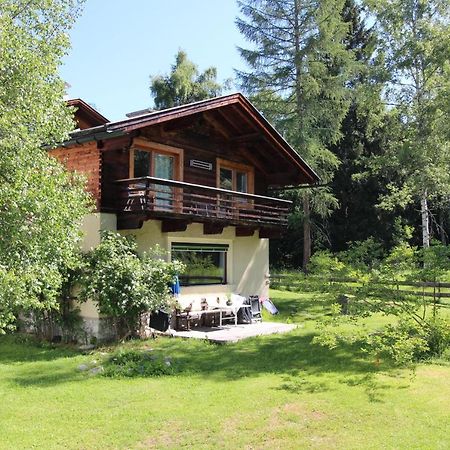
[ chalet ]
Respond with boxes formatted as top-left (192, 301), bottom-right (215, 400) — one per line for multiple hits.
top-left (51, 94), bottom-right (319, 337)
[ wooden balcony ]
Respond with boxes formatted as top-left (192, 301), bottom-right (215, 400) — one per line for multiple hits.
top-left (114, 176), bottom-right (292, 231)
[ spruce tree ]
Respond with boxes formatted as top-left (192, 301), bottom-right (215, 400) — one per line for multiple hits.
top-left (328, 0), bottom-right (391, 250)
top-left (236, 0), bottom-right (360, 269)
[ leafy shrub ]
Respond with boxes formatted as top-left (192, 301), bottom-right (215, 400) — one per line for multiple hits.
top-left (311, 243), bottom-right (450, 367)
top-left (364, 320), bottom-right (429, 366)
top-left (308, 250), bottom-right (348, 277)
top-left (364, 317), bottom-right (450, 365)
top-left (423, 317), bottom-right (450, 358)
top-left (79, 231), bottom-right (184, 339)
top-left (103, 349), bottom-right (174, 378)
top-left (338, 237), bottom-right (385, 271)
top-left (417, 243), bottom-right (450, 281)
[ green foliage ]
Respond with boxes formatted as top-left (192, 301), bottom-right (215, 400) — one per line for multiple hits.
top-left (328, 1), bottom-right (394, 252)
top-left (363, 320), bottom-right (429, 367)
top-left (79, 232), bottom-right (184, 339)
top-left (150, 50), bottom-right (228, 109)
top-left (0, 0), bottom-right (91, 332)
top-left (360, 316), bottom-right (450, 366)
top-left (417, 242), bottom-right (450, 281)
top-left (338, 238), bottom-right (385, 271)
top-left (102, 349), bottom-right (174, 378)
top-left (237, 0), bottom-right (363, 268)
top-left (310, 243), bottom-right (450, 365)
top-left (366, 0), bottom-right (450, 248)
top-left (308, 251), bottom-right (348, 277)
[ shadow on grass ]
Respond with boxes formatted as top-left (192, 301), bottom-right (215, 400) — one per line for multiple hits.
top-left (168, 331), bottom-right (378, 381)
top-left (0, 288), bottom-right (397, 402)
top-left (340, 373), bottom-right (390, 403)
top-left (276, 373), bottom-right (332, 394)
top-left (0, 335), bottom-right (85, 388)
top-left (0, 335), bottom-right (79, 364)
top-left (8, 364), bottom-right (86, 388)
top-left (2, 329), bottom-right (387, 396)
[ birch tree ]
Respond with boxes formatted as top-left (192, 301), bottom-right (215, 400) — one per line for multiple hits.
top-left (0, 0), bottom-right (91, 332)
top-left (150, 50), bottom-right (227, 109)
top-left (369, 0), bottom-right (450, 248)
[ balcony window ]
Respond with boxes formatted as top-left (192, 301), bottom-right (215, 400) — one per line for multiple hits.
top-left (217, 158), bottom-right (254, 194)
top-left (129, 139), bottom-right (184, 210)
top-left (171, 242), bottom-right (228, 286)
top-left (134, 150), bottom-right (151, 178)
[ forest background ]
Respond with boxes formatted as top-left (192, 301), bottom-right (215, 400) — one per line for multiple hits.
top-left (150, 0), bottom-right (450, 270)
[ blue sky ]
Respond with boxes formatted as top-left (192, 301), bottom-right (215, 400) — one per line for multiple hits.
top-left (61, 0), bottom-right (248, 121)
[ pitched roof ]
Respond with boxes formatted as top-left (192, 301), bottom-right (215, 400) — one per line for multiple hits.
top-left (67, 98), bottom-right (109, 128)
top-left (65, 93), bottom-right (319, 184)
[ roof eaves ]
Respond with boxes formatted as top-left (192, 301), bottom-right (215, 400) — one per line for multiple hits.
top-left (236, 96), bottom-right (320, 183)
top-left (67, 98), bottom-right (109, 124)
top-left (61, 93), bottom-right (319, 184)
top-left (63, 125), bottom-right (126, 147)
top-left (106, 93), bottom-right (243, 131)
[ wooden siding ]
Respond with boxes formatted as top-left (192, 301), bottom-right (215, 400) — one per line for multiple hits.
top-left (75, 115), bottom-right (96, 130)
top-left (100, 136), bottom-right (132, 211)
top-left (54, 94), bottom-right (319, 230)
top-left (140, 125), bottom-right (270, 194)
top-left (52, 119), bottom-right (279, 215)
top-left (49, 142), bottom-right (101, 208)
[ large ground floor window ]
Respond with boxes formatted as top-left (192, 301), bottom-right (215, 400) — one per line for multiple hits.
top-left (171, 242), bottom-right (228, 286)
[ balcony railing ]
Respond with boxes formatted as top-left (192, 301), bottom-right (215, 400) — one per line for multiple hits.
top-left (114, 176), bottom-right (292, 228)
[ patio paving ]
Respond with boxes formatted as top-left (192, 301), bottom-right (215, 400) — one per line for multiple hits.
top-left (166, 322), bottom-right (297, 343)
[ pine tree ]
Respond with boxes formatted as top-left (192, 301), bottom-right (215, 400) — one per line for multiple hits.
top-left (236, 0), bottom-right (360, 269)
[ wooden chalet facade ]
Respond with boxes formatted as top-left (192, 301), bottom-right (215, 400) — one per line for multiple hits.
top-left (51, 94), bottom-right (318, 337)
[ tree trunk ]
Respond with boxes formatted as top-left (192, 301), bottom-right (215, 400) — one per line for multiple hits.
top-left (439, 208), bottom-right (446, 244)
top-left (303, 194), bottom-right (311, 271)
top-left (421, 190), bottom-right (430, 248)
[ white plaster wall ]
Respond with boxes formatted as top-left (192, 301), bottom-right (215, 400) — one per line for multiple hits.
top-left (233, 232), bottom-right (269, 298)
top-left (121, 221), bottom-right (269, 303)
top-left (79, 216), bottom-right (270, 336)
top-left (78, 213), bottom-right (117, 324)
top-left (80, 213), bottom-right (117, 252)
top-left (120, 220), bottom-right (167, 255)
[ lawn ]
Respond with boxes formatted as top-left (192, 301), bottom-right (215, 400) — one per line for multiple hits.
top-left (0, 290), bottom-right (449, 449)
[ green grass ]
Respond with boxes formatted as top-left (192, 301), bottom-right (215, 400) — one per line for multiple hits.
top-left (0, 290), bottom-right (449, 449)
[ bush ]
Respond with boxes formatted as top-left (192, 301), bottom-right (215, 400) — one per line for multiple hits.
top-left (103, 349), bottom-right (174, 378)
top-left (79, 231), bottom-right (184, 339)
top-left (363, 317), bottom-right (450, 366)
top-left (338, 238), bottom-right (384, 271)
top-left (424, 317), bottom-right (450, 358)
top-left (312, 243), bottom-right (450, 367)
top-left (308, 250), bottom-right (347, 277)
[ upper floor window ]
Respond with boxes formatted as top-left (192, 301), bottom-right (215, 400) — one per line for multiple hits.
top-left (216, 158), bottom-right (254, 194)
top-left (129, 139), bottom-right (184, 210)
top-left (129, 138), bottom-right (183, 181)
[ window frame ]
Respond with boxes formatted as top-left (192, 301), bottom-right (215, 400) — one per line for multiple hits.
top-left (216, 158), bottom-right (254, 194)
top-left (171, 242), bottom-right (229, 286)
top-left (129, 138), bottom-right (184, 181)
